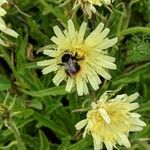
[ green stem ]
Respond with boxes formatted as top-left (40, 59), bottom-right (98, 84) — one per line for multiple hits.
top-left (8, 120), bottom-right (26, 150)
top-left (116, 0), bottom-right (140, 37)
top-left (116, 4), bottom-right (126, 36)
top-left (119, 27), bottom-right (150, 37)
top-left (123, 0), bottom-right (140, 30)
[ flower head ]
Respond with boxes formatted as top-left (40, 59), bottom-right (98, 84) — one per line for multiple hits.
top-left (37, 20), bottom-right (117, 96)
top-left (75, 92), bottom-right (146, 150)
top-left (74, 0), bottom-right (114, 18)
top-left (0, 0), bottom-right (18, 46)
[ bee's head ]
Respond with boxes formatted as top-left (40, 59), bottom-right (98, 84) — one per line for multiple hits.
top-left (61, 53), bottom-right (73, 63)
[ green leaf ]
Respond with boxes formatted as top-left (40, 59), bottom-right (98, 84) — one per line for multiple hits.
top-left (133, 125), bottom-right (150, 139)
top-left (46, 103), bottom-right (62, 115)
top-left (58, 136), bottom-right (71, 150)
top-left (112, 63), bottom-right (150, 87)
top-left (0, 74), bottom-right (11, 91)
top-left (137, 102), bottom-right (150, 112)
top-left (36, 0), bottom-right (68, 24)
top-left (33, 111), bottom-right (68, 138)
top-left (19, 109), bottom-right (33, 118)
top-left (19, 86), bottom-right (68, 97)
top-left (131, 141), bottom-right (150, 150)
top-left (25, 18), bottom-right (49, 45)
top-left (67, 137), bottom-right (92, 150)
top-left (28, 99), bottom-right (43, 110)
top-left (22, 134), bottom-right (40, 149)
top-left (39, 130), bottom-right (50, 150)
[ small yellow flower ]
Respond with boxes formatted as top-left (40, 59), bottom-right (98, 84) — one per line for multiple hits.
top-left (0, 0), bottom-right (18, 46)
top-left (75, 92), bottom-right (146, 150)
top-left (37, 20), bottom-right (117, 96)
top-left (74, 0), bottom-right (114, 18)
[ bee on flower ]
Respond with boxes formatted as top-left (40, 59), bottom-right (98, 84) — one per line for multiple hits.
top-left (37, 20), bottom-right (117, 96)
top-left (75, 91), bottom-right (146, 150)
top-left (73, 0), bottom-right (114, 18)
top-left (0, 0), bottom-right (18, 46)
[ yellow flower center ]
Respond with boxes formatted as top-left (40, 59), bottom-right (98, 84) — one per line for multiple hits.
top-left (74, 47), bottom-right (86, 59)
top-left (89, 111), bottom-right (103, 132)
top-left (88, 102), bottom-right (136, 137)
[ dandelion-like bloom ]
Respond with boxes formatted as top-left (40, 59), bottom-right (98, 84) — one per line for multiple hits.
top-left (37, 20), bottom-right (117, 96)
top-left (0, 0), bottom-right (18, 46)
top-left (74, 0), bottom-right (114, 18)
top-left (75, 92), bottom-right (146, 150)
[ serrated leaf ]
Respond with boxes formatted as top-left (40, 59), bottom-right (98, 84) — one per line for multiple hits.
top-left (126, 38), bottom-right (150, 64)
top-left (0, 74), bottom-right (11, 91)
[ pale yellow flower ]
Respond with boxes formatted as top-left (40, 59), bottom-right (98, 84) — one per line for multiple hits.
top-left (75, 92), bottom-right (146, 150)
top-left (0, 0), bottom-right (7, 16)
top-left (74, 0), bottom-right (114, 18)
top-left (0, 0), bottom-right (18, 46)
top-left (37, 20), bottom-right (117, 96)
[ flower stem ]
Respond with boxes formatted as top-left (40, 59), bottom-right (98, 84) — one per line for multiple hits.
top-left (119, 27), bottom-right (150, 37)
top-left (116, 3), bottom-right (126, 37)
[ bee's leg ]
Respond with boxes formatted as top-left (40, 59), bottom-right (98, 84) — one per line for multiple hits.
top-left (65, 69), bottom-right (70, 76)
top-left (76, 57), bottom-right (84, 61)
top-left (73, 52), bottom-right (84, 61)
top-left (72, 52), bottom-right (78, 59)
top-left (57, 63), bottom-right (63, 66)
top-left (75, 52), bottom-right (78, 58)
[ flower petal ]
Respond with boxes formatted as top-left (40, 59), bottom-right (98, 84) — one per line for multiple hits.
top-left (78, 22), bottom-right (87, 43)
top-left (99, 108), bottom-right (111, 124)
top-left (76, 76), bottom-right (84, 96)
top-left (127, 92), bottom-right (139, 102)
top-left (0, 0), bottom-right (7, 6)
top-left (53, 69), bottom-right (66, 86)
top-left (104, 141), bottom-right (113, 150)
top-left (85, 22), bottom-right (104, 44)
top-left (66, 77), bottom-right (74, 92)
top-left (42, 65), bottom-right (58, 74)
top-left (43, 50), bottom-right (58, 57)
top-left (37, 59), bottom-right (56, 66)
top-left (0, 7), bottom-right (6, 16)
top-left (118, 133), bottom-right (131, 148)
top-left (75, 119), bottom-right (87, 130)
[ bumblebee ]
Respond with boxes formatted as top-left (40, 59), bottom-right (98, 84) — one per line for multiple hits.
top-left (59, 52), bottom-right (81, 76)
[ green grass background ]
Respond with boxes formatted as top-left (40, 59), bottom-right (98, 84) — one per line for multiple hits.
top-left (0, 0), bottom-right (150, 149)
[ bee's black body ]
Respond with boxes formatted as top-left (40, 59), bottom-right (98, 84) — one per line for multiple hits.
top-left (61, 53), bottom-right (81, 76)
